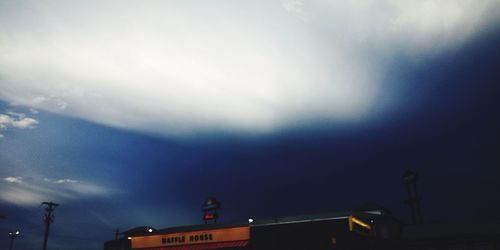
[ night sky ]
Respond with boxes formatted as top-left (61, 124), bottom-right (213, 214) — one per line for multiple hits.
top-left (1, 1), bottom-right (500, 249)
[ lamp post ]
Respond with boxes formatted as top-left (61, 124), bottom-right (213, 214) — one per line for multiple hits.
top-left (8, 230), bottom-right (20, 250)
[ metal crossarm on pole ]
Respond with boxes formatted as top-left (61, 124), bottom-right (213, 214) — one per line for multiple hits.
top-left (41, 202), bottom-right (59, 250)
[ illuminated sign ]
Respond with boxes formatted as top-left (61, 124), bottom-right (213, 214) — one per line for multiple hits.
top-left (131, 226), bottom-right (250, 249)
top-left (348, 216), bottom-right (371, 235)
top-left (203, 213), bottom-right (218, 220)
top-left (202, 197), bottom-right (220, 224)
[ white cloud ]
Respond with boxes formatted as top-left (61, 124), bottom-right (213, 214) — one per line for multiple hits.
top-left (0, 186), bottom-right (47, 206)
top-left (0, 1), bottom-right (498, 136)
top-left (0, 112), bottom-right (38, 129)
top-left (66, 182), bottom-right (108, 196)
top-left (53, 179), bottom-right (78, 184)
top-left (4, 176), bottom-right (23, 183)
top-left (12, 117), bottom-right (38, 128)
top-left (0, 111), bottom-right (37, 139)
top-left (0, 175), bottom-right (111, 206)
top-left (45, 178), bottom-right (79, 184)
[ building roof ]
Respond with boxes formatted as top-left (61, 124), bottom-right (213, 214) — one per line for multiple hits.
top-left (126, 210), bottom-right (390, 236)
top-left (125, 226), bottom-right (158, 235)
top-left (127, 222), bottom-right (249, 236)
top-left (250, 211), bottom-right (352, 227)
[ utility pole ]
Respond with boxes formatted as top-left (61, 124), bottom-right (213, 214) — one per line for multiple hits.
top-left (41, 202), bottom-right (59, 250)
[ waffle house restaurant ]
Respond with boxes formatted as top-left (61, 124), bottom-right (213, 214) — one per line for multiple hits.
top-left (104, 212), bottom-right (387, 250)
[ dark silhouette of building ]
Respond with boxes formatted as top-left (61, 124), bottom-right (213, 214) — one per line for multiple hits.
top-left (104, 208), bottom-right (399, 250)
top-left (401, 220), bottom-right (500, 250)
top-left (104, 203), bottom-right (500, 250)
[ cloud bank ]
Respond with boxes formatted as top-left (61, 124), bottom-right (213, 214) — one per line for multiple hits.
top-left (0, 175), bottom-right (110, 206)
top-left (0, 1), bottom-right (498, 135)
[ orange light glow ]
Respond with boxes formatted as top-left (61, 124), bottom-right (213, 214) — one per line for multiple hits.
top-left (131, 226), bottom-right (250, 249)
top-left (351, 216), bottom-right (371, 229)
top-left (348, 215), bottom-right (371, 232)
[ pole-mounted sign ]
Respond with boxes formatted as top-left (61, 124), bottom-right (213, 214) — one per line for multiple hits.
top-left (201, 197), bottom-right (220, 224)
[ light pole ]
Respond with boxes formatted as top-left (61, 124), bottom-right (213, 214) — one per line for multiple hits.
top-left (8, 230), bottom-right (20, 250)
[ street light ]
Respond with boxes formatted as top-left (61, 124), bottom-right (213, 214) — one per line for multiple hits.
top-left (8, 230), bottom-right (20, 250)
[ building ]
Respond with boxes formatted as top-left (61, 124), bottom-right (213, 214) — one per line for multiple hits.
top-left (104, 209), bottom-right (399, 250)
top-left (105, 204), bottom-right (500, 250)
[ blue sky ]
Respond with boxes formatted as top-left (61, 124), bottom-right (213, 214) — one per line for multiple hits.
top-left (1, 1), bottom-right (500, 249)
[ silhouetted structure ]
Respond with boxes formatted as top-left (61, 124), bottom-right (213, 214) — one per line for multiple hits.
top-left (104, 200), bottom-right (500, 250)
top-left (105, 226), bottom-right (158, 250)
top-left (402, 170), bottom-right (423, 224)
top-left (115, 228), bottom-right (120, 240)
top-left (41, 201), bottom-right (59, 250)
top-left (401, 220), bottom-right (500, 249)
top-left (202, 197), bottom-right (220, 224)
top-left (8, 230), bottom-right (19, 250)
top-left (104, 209), bottom-right (399, 250)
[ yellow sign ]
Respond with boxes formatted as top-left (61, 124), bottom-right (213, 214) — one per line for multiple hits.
top-left (131, 226), bottom-right (250, 249)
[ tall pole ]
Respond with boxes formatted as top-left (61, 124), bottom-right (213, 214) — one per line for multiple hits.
top-left (41, 202), bottom-right (59, 250)
top-left (405, 183), bottom-right (417, 224)
top-left (402, 170), bottom-right (423, 224)
top-left (8, 231), bottom-right (20, 250)
top-left (9, 235), bottom-right (14, 250)
top-left (414, 181), bottom-right (423, 224)
top-left (115, 228), bottom-right (120, 240)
